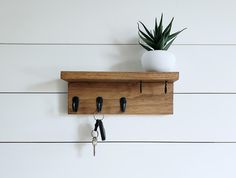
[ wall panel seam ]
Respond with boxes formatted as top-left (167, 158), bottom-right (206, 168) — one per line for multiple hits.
top-left (1, 141), bottom-right (236, 144)
top-left (0, 43), bottom-right (236, 46)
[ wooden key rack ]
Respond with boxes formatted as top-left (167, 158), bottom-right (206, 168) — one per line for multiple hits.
top-left (61, 71), bottom-right (179, 114)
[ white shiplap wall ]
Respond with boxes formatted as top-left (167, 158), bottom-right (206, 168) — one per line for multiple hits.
top-left (1, 0), bottom-right (236, 177)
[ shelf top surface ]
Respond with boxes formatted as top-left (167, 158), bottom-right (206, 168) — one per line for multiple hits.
top-left (61, 71), bottom-right (179, 82)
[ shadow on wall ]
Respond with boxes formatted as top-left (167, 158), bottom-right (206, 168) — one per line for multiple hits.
top-left (57, 93), bottom-right (68, 115)
top-left (26, 38), bottom-right (145, 92)
top-left (27, 79), bottom-right (67, 92)
top-left (57, 94), bottom-right (93, 157)
top-left (76, 119), bottom-right (93, 157)
top-left (109, 38), bottom-right (144, 71)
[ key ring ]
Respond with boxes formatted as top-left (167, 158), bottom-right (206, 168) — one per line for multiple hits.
top-left (91, 130), bottom-right (99, 138)
top-left (93, 110), bottom-right (104, 121)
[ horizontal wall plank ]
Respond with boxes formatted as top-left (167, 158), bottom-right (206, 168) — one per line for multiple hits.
top-left (0, 94), bottom-right (236, 141)
top-left (0, 45), bottom-right (235, 92)
top-left (0, 143), bottom-right (235, 178)
top-left (0, 0), bottom-right (235, 44)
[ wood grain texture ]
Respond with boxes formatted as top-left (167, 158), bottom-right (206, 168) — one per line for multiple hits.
top-left (61, 71), bottom-right (179, 82)
top-left (68, 82), bottom-right (174, 114)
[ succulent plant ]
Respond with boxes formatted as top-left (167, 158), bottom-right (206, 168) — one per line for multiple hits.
top-left (138, 14), bottom-right (186, 51)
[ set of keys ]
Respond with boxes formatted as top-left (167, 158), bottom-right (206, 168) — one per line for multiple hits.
top-left (91, 114), bottom-right (106, 157)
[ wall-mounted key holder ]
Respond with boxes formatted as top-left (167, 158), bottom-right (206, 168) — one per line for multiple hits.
top-left (61, 71), bottom-right (179, 114)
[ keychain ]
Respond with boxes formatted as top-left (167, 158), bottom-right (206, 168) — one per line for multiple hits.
top-left (91, 111), bottom-right (106, 157)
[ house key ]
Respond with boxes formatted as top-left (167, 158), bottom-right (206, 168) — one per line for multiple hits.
top-left (91, 120), bottom-right (99, 156)
top-left (91, 130), bottom-right (98, 156)
top-left (92, 136), bottom-right (97, 156)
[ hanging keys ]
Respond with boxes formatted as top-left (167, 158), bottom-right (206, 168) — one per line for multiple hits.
top-left (93, 111), bottom-right (106, 141)
top-left (91, 130), bottom-right (98, 157)
top-left (91, 111), bottom-right (106, 157)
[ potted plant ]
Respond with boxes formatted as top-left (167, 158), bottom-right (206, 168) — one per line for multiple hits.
top-left (138, 14), bottom-right (186, 72)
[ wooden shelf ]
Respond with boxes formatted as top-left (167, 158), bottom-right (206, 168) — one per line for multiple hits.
top-left (60, 71), bottom-right (179, 114)
top-left (61, 71), bottom-right (179, 82)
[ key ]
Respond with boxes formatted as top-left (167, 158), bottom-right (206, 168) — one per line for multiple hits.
top-left (91, 130), bottom-right (98, 157)
top-left (92, 137), bottom-right (97, 156)
top-left (98, 120), bottom-right (106, 141)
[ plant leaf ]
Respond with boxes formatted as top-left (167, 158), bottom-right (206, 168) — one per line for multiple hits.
top-left (157, 13), bottom-right (163, 38)
top-left (138, 23), bottom-right (155, 42)
top-left (139, 32), bottom-right (157, 49)
top-left (154, 14), bottom-right (163, 41)
top-left (154, 17), bottom-right (158, 38)
top-left (139, 41), bottom-right (153, 51)
top-left (163, 37), bottom-right (176, 50)
top-left (163, 17), bottom-right (174, 38)
top-left (168, 28), bottom-right (187, 41)
top-left (156, 35), bottom-right (166, 50)
top-left (159, 13), bottom-right (163, 29)
top-left (138, 21), bottom-right (154, 39)
top-left (137, 14), bottom-right (186, 51)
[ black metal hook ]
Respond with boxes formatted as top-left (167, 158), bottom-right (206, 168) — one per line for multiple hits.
top-left (96, 96), bottom-right (103, 112)
top-left (164, 81), bottom-right (168, 94)
top-left (72, 96), bottom-right (79, 112)
top-left (120, 97), bottom-right (127, 112)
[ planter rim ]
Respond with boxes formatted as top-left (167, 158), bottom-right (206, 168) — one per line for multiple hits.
top-left (144, 50), bottom-right (171, 53)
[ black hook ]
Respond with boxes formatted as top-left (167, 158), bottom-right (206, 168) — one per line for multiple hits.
top-left (96, 96), bottom-right (103, 112)
top-left (120, 97), bottom-right (127, 112)
top-left (72, 96), bottom-right (79, 112)
top-left (164, 81), bottom-right (168, 94)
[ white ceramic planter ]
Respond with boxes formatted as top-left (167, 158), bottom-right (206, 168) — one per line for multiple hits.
top-left (141, 50), bottom-right (176, 72)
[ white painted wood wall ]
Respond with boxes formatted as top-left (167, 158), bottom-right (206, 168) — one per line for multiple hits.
top-left (1, 0), bottom-right (236, 177)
